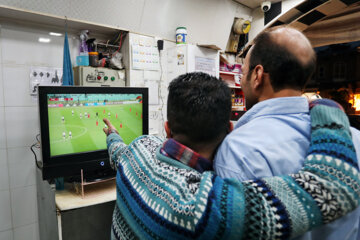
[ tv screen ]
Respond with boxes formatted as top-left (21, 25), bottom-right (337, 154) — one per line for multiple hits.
top-left (38, 86), bottom-right (148, 180)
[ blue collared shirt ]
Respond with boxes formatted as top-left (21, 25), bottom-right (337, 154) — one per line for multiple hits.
top-left (214, 96), bottom-right (360, 240)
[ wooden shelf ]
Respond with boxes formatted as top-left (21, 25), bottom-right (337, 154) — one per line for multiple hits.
top-left (232, 106), bottom-right (245, 111)
top-left (0, 5), bottom-right (129, 37)
top-left (55, 180), bottom-right (116, 211)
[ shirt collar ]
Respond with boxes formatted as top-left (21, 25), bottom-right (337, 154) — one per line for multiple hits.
top-left (160, 138), bottom-right (212, 173)
top-left (236, 97), bottom-right (309, 128)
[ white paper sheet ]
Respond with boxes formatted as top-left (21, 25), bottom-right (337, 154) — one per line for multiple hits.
top-left (145, 80), bottom-right (159, 105)
top-left (195, 57), bottom-right (216, 76)
top-left (29, 66), bottom-right (63, 97)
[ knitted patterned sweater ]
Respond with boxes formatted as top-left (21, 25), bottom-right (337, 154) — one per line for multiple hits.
top-left (107, 99), bottom-right (360, 240)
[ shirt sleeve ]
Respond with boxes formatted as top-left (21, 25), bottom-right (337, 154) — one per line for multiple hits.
top-left (106, 133), bottom-right (128, 171)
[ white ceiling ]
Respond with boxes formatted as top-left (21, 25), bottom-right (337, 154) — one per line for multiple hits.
top-left (234, 0), bottom-right (282, 9)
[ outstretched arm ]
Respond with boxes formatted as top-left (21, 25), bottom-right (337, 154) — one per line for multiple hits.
top-left (107, 100), bottom-right (360, 239)
top-left (103, 118), bottom-right (127, 171)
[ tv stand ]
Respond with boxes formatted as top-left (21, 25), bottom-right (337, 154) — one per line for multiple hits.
top-left (64, 166), bottom-right (116, 183)
top-left (74, 169), bottom-right (116, 198)
top-left (36, 168), bottom-right (116, 240)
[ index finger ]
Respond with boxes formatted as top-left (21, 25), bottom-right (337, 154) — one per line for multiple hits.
top-left (103, 118), bottom-right (114, 128)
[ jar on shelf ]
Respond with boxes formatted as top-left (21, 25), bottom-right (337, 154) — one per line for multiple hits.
top-left (176, 27), bottom-right (187, 44)
top-left (89, 52), bottom-right (99, 67)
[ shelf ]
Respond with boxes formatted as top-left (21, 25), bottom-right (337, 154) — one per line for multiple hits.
top-left (232, 106), bottom-right (245, 111)
top-left (229, 85), bottom-right (241, 89)
top-left (220, 71), bottom-right (239, 76)
top-left (96, 43), bottom-right (120, 48)
top-left (0, 5), bottom-right (129, 37)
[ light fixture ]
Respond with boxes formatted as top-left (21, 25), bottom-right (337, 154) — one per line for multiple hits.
top-left (49, 32), bottom-right (62, 36)
top-left (38, 38), bottom-right (51, 43)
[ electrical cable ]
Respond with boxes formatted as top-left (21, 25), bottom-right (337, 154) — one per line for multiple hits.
top-left (116, 32), bottom-right (123, 53)
top-left (158, 49), bottom-right (165, 136)
top-left (30, 134), bottom-right (42, 169)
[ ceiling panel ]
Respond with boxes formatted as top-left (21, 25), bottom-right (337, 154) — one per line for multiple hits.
top-left (234, 0), bottom-right (281, 9)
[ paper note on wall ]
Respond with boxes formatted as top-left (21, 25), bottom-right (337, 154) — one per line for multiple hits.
top-left (132, 44), bottom-right (160, 71)
top-left (195, 57), bottom-right (216, 76)
top-left (145, 80), bottom-right (159, 105)
top-left (30, 67), bottom-right (63, 97)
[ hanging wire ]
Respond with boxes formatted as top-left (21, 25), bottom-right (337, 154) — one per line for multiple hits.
top-left (158, 48), bottom-right (165, 136)
top-left (115, 32), bottom-right (124, 53)
top-left (30, 134), bottom-right (42, 169)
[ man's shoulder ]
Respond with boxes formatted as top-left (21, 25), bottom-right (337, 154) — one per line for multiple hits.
top-left (349, 127), bottom-right (360, 170)
top-left (350, 127), bottom-right (360, 136)
top-left (232, 113), bottom-right (310, 140)
top-left (132, 135), bottom-right (164, 144)
top-left (215, 113), bottom-right (311, 180)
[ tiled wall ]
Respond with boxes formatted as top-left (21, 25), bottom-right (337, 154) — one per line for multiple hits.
top-left (0, 22), bottom-right (79, 240)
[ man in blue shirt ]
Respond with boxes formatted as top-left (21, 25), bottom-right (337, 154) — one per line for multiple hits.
top-left (214, 26), bottom-right (360, 240)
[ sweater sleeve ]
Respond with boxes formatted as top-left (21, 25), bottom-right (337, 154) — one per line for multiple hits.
top-left (110, 100), bottom-right (360, 240)
top-left (106, 133), bottom-right (128, 171)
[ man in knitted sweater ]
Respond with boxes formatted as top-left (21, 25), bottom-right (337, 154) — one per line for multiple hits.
top-left (214, 26), bottom-right (360, 240)
top-left (104, 72), bottom-right (360, 239)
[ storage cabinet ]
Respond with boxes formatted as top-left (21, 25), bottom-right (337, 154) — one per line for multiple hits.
top-left (219, 71), bottom-right (246, 121)
top-left (37, 168), bottom-right (116, 240)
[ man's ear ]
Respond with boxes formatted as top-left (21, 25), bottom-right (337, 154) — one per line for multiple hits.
top-left (228, 121), bottom-right (234, 133)
top-left (252, 65), bottom-right (265, 89)
top-left (164, 121), bottom-right (172, 138)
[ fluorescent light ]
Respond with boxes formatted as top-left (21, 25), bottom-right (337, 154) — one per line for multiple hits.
top-left (38, 38), bottom-right (51, 43)
top-left (49, 32), bottom-right (62, 36)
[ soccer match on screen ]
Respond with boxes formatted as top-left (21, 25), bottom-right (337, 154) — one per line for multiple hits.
top-left (47, 93), bottom-right (143, 156)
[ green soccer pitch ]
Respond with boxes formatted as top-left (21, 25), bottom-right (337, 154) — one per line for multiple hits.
top-left (48, 103), bottom-right (143, 156)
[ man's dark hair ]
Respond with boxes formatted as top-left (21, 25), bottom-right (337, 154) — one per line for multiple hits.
top-left (167, 72), bottom-right (231, 143)
top-left (249, 28), bottom-right (316, 92)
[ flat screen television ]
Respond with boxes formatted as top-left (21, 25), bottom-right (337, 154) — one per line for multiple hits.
top-left (38, 86), bottom-right (148, 180)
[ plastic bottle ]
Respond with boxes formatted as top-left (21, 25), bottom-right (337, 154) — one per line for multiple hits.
top-left (176, 27), bottom-right (187, 44)
top-left (77, 30), bottom-right (90, 66)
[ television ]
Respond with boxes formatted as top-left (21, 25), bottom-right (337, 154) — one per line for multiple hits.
top-left (38, 86), bottom-right (148, 180)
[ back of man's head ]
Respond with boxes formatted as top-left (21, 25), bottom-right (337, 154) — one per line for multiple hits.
top-left (167, 72), bottom-right (231, 144)
top-left (249, 26), bottom-right (316, 92)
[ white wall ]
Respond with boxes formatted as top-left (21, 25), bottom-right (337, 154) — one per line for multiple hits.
top-left (0, 22), bottom-right (79, 240)
top-left (123, 32), bottom-right (175, 136)
top-left (249, 0), bottom-right (304, 43)
top-left (0, 18), bottom-right (176, 240)
top-left (0, 0), bottom-right (251, 50)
